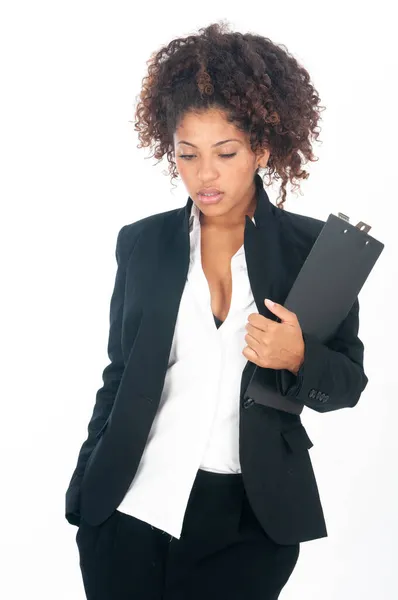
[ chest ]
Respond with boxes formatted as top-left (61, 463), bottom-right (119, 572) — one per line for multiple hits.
top-left (200, 227), bottom-right (245, 321)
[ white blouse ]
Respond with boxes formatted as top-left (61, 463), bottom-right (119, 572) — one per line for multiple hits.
top-left (116, 202), bottom-right (257, 539)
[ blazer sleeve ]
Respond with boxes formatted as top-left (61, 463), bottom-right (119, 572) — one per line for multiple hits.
top-left (275, 297), bottom-right (368, 412)
top-left (65, 223), bottom-right (131, 525)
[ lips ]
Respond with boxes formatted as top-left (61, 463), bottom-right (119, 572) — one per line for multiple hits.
top-left (198, 191), bottom-right (224, 204)
top-left (198, 188), bottom-right (222, 195)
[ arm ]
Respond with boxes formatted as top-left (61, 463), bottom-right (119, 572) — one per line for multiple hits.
top-left (276, 298), bottom-right (368, 412)
top-left (65, 223), bottom-right (131, 525)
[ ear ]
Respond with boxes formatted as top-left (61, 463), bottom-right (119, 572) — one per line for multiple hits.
top-left (257, 147), bottom-right (271, 170)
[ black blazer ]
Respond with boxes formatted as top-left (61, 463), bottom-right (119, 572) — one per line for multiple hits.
top-left (65, 174), bottom-right (368, 545)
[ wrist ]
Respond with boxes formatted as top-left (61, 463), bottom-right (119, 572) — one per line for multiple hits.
top-left (289, 338), bottom-right (305, 375)
top-left (289, 356), bottom-right (304, 376)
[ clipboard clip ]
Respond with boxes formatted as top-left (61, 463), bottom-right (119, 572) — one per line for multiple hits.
top-left (355, 221), bottom-right (372, 234)
top-left (337, 212), bottom-right (372, 234)
top-left (337, 212), bottom-right (350, 223)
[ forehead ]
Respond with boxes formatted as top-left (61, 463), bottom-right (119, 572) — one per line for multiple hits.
top-left (174, 109), bottom-right (246, 144)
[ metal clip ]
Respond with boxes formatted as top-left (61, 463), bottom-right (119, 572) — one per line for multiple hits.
top-left (337, 212), bottom-right (350, 222)
top-left (355, 221), bottom-right (371, 233)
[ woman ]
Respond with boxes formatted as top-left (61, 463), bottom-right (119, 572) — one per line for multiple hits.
top-left (65, 21), bottom-right (368, 600)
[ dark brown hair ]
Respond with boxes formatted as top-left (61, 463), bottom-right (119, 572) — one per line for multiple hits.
top-left (132, 20), bottom-right (326, 209)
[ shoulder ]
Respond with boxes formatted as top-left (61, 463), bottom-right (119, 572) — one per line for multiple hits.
top-left (276, 205), bottom-right (326, 255)
top-left (279, 206), bottom-right (325, 239)
top-left (115, 207), bottom-right (180, 261)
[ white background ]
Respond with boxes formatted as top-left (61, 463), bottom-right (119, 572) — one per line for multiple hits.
top-left (1, 1), bottom-right (397, 598)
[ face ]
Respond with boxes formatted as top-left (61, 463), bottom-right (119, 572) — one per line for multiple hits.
top-left (173, 108), bottom-right (270, 226)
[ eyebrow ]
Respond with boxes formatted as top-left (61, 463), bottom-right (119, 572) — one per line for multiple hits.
top-left (177, 138), bottom-right (242, 148)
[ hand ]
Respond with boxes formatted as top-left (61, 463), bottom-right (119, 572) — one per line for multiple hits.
top-left (242, 298), bottom-right (305, 374)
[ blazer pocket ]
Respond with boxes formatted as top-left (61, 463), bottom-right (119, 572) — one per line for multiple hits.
top-left (281, 423), bottom-right (314, 453)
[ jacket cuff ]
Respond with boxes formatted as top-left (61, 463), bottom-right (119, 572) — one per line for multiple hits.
top-left (276, 360), bottom-right (305, 397)
top-left (65, 482), bottom-right (81, 526)
top-left (276, 331), bottom-right (326, 401)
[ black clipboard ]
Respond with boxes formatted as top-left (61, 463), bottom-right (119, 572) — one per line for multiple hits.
top-left (243, 212), bottom-right (385, 414)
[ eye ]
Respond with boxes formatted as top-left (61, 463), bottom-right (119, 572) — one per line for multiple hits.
top-left (178, 153), bottom-right (237, 160)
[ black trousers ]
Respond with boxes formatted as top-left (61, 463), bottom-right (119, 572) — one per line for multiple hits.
top-left (76, 469), bottom-right (300, 600)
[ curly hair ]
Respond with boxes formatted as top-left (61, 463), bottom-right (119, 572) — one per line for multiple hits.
top-left (132, 20), bottom-right (326, 209)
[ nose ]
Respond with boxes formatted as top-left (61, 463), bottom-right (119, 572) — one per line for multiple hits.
top-left (196, 158), bottom-right (219, 182)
